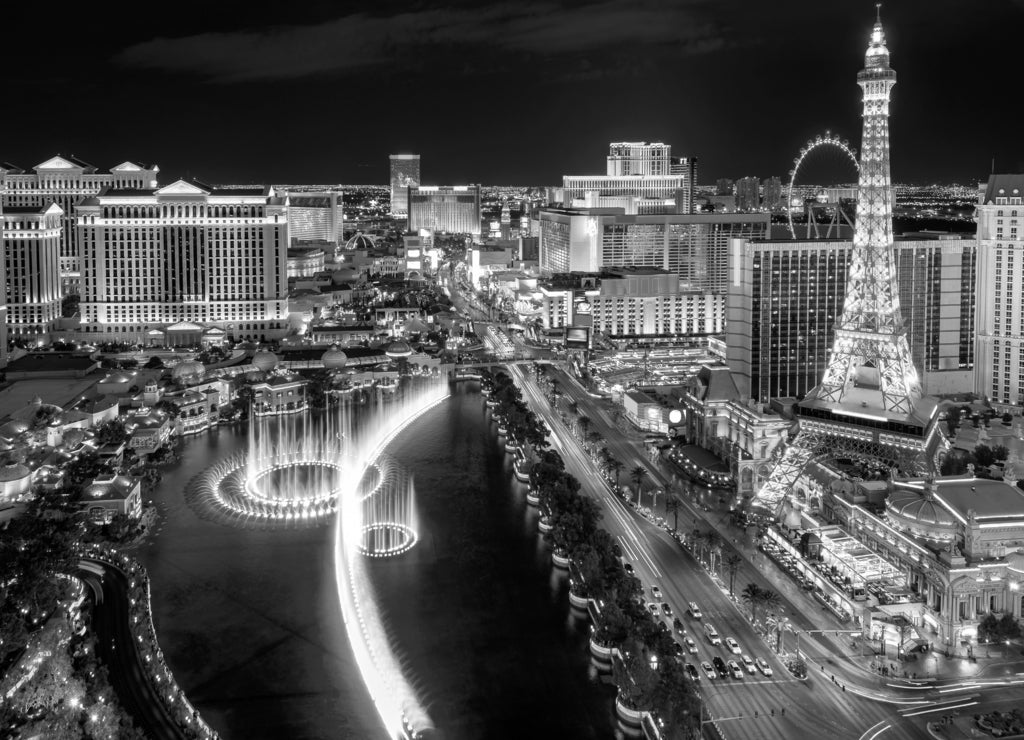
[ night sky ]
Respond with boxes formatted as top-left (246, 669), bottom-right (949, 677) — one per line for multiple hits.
top-left (4, 1), bottom-right (1021, 186)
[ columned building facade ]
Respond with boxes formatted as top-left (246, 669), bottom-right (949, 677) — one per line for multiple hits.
top-left (2, 203), bottom-right (63, 337)
top-left (75, 180), bottom-right (289, 345)
top-left (974, 174), bottom-right (1024, 410)
top-left (1, 156), bottom-right (159, 291)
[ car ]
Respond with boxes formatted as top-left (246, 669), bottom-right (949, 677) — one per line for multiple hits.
top-left (623, 563), bottom-right (634, 575)
top-left (704, 623), bottom-right (721, 646)
top-left (661, 603), bottom-right (673, 617)
top-left (683, 636), bottom-right (698, 654)
top-left (741, 655), bottom-right (756, 674)
top-left (700, 661), bottom-right (716, 680)
top-left (712, 656), bottom-right (728, 678)
top-left (755, 657), bottom-right (773, 677)
top-left (725, 637), bottom-right (741, 654)
top-left (671, 640), bottom-right (684, 656)
top-left (688, 602), bottom-right (703, 619)
top-left (647, 602), bottom-right (660, 616)
top-left (651, 586), bottom-right (663, 599)
top-left (673, 617), bottom-right (685, 633)
top-left (685, 663), bottom-right (700, 681)
top-left (728, 660), bottom-right (744, 679)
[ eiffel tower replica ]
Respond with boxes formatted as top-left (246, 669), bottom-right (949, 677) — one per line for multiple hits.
top-left (752, 6), bottom-right (948, 515)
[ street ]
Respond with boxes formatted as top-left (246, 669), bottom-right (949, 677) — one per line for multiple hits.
top-left (508, 364), bottom-right (930, 740)
top-left (77, 560), bottom-right (188, 740)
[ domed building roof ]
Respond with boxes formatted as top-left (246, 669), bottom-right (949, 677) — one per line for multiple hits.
top-left (252, 350), bottom-right (279, 372)
top-left (0, 419), bottom-right (32, 438)
top-left (1007, 549), bottom-right (1024, 576)
top-left (0, 462), bottom-right (31, 483)
top-left (171, 360), bottom-right (206, 382)
top-left (344, 232), bottom-right (377, 251)
top-left (886, 484), bottom-right (956, 528)
top-left (385, 340), bottom-right (413, 359)
top-left (321, 346), bottom-right (348, 370)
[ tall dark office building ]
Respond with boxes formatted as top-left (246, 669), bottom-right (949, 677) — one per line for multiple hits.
top-left (727, 235), bottom-right (976, 404)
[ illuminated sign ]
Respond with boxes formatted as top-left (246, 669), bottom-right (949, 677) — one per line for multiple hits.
top-left (564, 326), bottom-right (590, 349)
top-left (669, 409), bottom-right (683, 424)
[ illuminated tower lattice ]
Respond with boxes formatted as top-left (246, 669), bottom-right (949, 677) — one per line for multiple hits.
top-left (752, 7), bottom-right (947, 514)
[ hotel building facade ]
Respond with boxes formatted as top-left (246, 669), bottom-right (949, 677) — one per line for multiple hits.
top-left (75, 180), bottom-right (289, 346)
top-left (284, 190), bottom-right (344, 245)
top-left (1, 155), bottom-right (159, 290)
top-left (389, 154), bottom-right (420, 217)
top-left (537, 207), bottom-right (769, 291)
top-left (974, 174), bottom-right (1024, 409)
top-left (726, 234), bottom-right (976, 404)
top-left (2, 203), bottom-right (63, 338)
top-left (407, 185), bottom-right (481, 236)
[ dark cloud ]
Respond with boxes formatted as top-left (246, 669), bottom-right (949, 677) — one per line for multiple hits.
top-left (114, 1), bottom-right (723, 83)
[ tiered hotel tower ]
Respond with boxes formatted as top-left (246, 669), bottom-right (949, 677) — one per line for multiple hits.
top-left (753, 7), bottom-right (947, 513)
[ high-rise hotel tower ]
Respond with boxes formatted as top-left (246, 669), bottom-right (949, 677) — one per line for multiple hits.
top-left (1, 155), bottom-right (159, 291)
top-left (975, 174), bottom-right (1024, 408)
top-left (389, 154), bottom-right (420, 218)
top-left (75, 180), bottom-right (289, 345)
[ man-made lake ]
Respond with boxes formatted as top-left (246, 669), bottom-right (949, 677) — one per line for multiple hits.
top-left (138, 383), bottom-right (616, 739)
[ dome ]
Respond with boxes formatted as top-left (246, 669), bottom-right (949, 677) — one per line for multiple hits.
top-left (171, 360), bottom-right (206, 381)
top-left (252, 350), bottom-right (279, 372)
top-left (0, 420), bottom-right (32, 438)
top-left (0, 462), bottom-right (30, 483)
top-left (886, 486), bottom-right (956, 527)
top-left (344, 232), bottom-right (377, 251)
top-left (321, 346), bottom-right (348, 370)
top-left (385, 340), bottom-right (413, 359)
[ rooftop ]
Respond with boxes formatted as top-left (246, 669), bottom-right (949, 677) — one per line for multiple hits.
top-left (982, 174), bottom-right (1024, 204)
top-left (895, 476), bottom-right (1024, 524)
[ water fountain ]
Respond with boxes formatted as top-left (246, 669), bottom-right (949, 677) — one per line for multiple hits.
top-left (186, 376), bottom-right (450, 737)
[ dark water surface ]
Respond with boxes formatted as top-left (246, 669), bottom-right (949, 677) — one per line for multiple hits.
top-left (137, 383), bottom-right (616, 740)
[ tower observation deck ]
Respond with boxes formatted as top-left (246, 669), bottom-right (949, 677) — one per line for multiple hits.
top-left (751, 7), bottom-right (948, 514)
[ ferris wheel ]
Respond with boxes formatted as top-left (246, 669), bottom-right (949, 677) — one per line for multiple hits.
top-left (787, 131), bottom-right (860, 238)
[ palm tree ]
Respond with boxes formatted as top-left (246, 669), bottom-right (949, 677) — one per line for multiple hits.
top-left (665, 496), bottom-right (683, 532)
top-left (758, 588), bottom-right (781, 622)
top-left (741, 583), bottom-right (763, 622)
top-left (587, 431), bottom-right (604, 452)
top-left (577, 415), bottom-right (592, 440)
top-left (607, 458), bottom-right (624, 488)
top-left (705, 530), bottom-right (721, 573)
top-left (724, 554), bottom-right (743, 597)
top-left (630, 465), bottom-right (647, 505)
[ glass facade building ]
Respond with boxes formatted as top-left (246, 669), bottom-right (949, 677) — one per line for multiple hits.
top-left (727, 235), bottom-right (976, 403)
top-left (389, 154), bottom-right (420, 217)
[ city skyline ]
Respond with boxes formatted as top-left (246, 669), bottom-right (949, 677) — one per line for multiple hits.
top-left (3, 1), bottom-right (1021, 186)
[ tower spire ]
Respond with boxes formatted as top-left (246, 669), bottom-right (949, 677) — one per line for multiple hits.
top-left (750, 11), bottom-right (945, 515)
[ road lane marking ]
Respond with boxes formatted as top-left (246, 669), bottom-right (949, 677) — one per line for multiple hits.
top-left (901, 701), bottom-right (977, 718)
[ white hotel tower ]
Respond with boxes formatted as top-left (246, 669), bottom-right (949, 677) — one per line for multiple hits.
top-left (75, 180), bottom-right (289, 346)
top-left (1, 155), bottom-right (159, 291)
